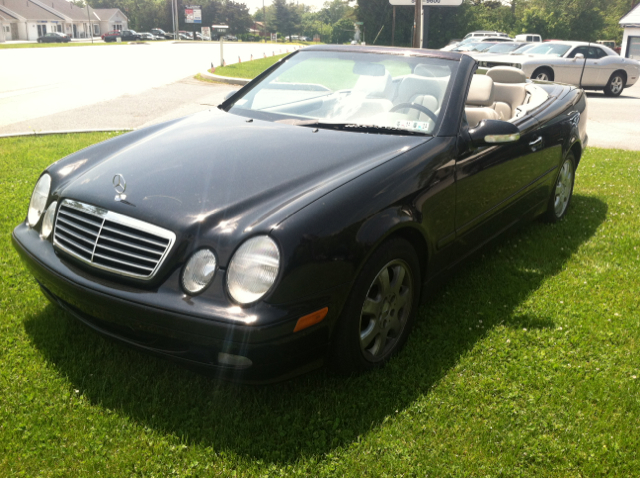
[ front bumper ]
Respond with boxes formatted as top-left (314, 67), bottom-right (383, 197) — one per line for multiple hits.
top-left (12, 222), bottom-right (343, 383)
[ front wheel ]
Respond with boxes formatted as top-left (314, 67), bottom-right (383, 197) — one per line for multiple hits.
top-left (329, 238), bottom-right (421, 375)
top-left (532, 67), bottom-right (554, 82)
top-left (604, 72), bottom-right (625, 97)
top-left (544, 153), bottom-right (575, 222)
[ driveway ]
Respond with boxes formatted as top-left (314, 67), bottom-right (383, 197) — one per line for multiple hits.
top-left (0, 41), bottom-right (296, 130)
top-left (585, 80), bottom-right (640, 151)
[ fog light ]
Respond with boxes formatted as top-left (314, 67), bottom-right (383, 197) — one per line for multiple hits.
top-left (40, 201), bottom-right (57, 239)
top-left (217, 352), bottom-right (252, 368)
top-left (182, 249), bottom-right (217, 294)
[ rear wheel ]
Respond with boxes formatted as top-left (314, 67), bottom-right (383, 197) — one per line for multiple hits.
top-left (329, 238), bottom-right (421, 375)
top-left (604, 72), bottom-right (625, 97)
top-left (544, 152), bottom-right (575, 222)
top-left (532, 67), bottom-right (554, 82)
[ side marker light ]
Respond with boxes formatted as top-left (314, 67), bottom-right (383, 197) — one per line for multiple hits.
top-left (293, 307), bottom-right (329, 333)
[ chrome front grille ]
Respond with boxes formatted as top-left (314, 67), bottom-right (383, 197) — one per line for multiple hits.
top-left (53, 199), bottom-right (176, 279)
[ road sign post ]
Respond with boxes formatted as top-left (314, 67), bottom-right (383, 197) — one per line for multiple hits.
top-left (389, 0), bottom-right (462, 48)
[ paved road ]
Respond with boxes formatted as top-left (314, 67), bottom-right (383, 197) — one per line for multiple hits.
top-left (0, 41), bottom-right (296, 129)
top-left (584, 81), bottom-right (640, 151)
top-left (1, 43), bottom-right (638, 151)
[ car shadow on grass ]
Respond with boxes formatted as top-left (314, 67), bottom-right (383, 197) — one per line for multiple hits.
top-left (23, 193), bottom-right (607, 464)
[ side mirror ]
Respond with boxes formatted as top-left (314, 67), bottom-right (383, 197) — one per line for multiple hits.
top-left (224, 90), bottom-right (239, 101)
top-left (468, 120), bottom-right (521, 147)
top-left (573, 53), bottom-right (585, 61)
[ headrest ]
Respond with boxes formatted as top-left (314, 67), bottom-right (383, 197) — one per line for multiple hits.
top-left (415, 64), bottom-right (451, 78)
top-left (467, 75), bottom-right (494, 107)
top-left (487, 66), bottom-right (527, 84)
top-left (353, 71), bottom-right (393, 99)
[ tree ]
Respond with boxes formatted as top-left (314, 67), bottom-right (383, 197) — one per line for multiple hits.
top-left (271, 0), bottom-right (301, 40)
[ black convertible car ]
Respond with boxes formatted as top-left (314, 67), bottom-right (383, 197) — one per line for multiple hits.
top-left (13, 46), bottom-right (587, 383)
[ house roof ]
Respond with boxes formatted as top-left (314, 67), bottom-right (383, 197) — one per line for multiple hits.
top-left (620, 3), bottom-right (640, 26)
top-left (91, 8), bottom-right (123, 21)
top-left (0, 8), bottom-right (17, 20)
top-left (0, 0), bottom-right (65, 21)
top-left (39, 0), bottom-right (98, 22)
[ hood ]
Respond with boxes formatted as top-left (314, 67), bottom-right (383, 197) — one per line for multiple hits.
top-left (56, 109), bottom-right (429, 251)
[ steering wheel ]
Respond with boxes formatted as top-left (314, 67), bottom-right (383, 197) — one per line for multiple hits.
top-left (389, 102), bottom-right (438, 122)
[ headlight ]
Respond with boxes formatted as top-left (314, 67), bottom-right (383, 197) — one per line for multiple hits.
top-left (27, 174), bottom-right (51, 227)
top-left (479, 61), bottom-right (487, 67)
top-left (40, 201), bottom-right (57, 239)
top-left (182, 249), bottom-right (217, 295)
top-left (227, 236), bottom-right (280, 305)
top-left (515, 63), bottom-right (522, 70)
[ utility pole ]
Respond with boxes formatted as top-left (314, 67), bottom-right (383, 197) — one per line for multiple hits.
top-left (412, 0), bottom-right (421, 48)
top-left (422, 6), bottom-right (429, 48)
top-left (391, 6), bottom-right (395, 46)
top-left (171, 0), bottom-right (175, 39)
top-left (86, 2), bottom-right (93, 43)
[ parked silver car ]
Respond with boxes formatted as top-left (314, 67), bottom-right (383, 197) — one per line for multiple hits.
top-left (477, 41), bottom-right (640, 96)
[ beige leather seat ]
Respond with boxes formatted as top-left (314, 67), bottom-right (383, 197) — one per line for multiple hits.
top-left (465, 75), bottom-right (500, 127)
top-left (343, 71), bottom-right (394, 121)
top-left (395, 66), bottom-right (445, 121)
top-left (486, 67), bottom-right (527, 120)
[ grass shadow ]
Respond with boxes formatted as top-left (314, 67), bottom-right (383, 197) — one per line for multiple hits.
top-left (23, 193), bottom-right (607, 464)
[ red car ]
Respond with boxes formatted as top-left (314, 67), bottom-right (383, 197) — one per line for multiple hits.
top-left (101, 30), bottom-right (120, 40)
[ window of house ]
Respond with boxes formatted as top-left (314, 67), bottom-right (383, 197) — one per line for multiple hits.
top-left (627, 37), bottom-right (640, 60)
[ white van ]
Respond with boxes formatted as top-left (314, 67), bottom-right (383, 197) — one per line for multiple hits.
top-left (463, 31), bottom-right (509, 40)
top-left (515, 34), bottom-right (542, 43)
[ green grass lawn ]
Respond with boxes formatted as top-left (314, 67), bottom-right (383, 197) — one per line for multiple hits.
top-left (210, 53), bottom-right (289, 79)
top-left (1, 134), bottom-right (639, 476)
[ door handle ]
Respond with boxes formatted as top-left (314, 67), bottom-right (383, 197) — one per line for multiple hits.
top-left (529, 137), bottom-right (544, 151)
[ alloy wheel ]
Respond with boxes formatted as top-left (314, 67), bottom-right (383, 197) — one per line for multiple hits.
top-left (554, 159), bottom-right (574, 217)
top-left (359, 259), bottom-right (413, 362)
top-left (610, 76), bottom-right (624, 95)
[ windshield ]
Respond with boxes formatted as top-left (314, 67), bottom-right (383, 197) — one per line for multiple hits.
top-left (511, 43), bottom-right (537, 54)
top-left (486, 43), bottom-right (524, 54)
top-left (226, 50), bottom-right (459, 136)
top-left (526, 43), bottom-right (572, 57)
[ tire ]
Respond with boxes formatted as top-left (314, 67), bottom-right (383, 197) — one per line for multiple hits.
top-left (329, 237), bottom-right (421, 375)
top-left (603, 72), bottom-right (626, 97)
top-left (532, 67), bottom-right (554, 82)
top-left (543, 152), bottom-right (576, 223)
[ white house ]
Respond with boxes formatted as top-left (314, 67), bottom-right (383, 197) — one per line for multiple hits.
top-left (620, 2), bottom-right (640, 60)
top-left (0, 0), bottom-right (127, 41)
top-left (91, 8), bottom-right (128, 36)
top-left (0, 0), bottom-right (66, 41)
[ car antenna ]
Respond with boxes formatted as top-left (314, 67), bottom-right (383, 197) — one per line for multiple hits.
top-left (578, 42), bottom-right (590, 88)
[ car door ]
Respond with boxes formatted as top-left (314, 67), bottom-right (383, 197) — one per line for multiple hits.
top-left (454, 112), bottom-right (558, 249)
top-left (580, 46), bottom-right (612, 86)
top-left (560, 46), bottom-right (591, 85)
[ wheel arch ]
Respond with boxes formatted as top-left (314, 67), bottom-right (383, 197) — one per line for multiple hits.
top-left (532, 65), bottom-right (554, 80)
top-left (611, 69), bottom-right (628, 82)
top-left (569, 141), bottom-right (582, 168)
top-left (354, 213), bottom-right (431, 287)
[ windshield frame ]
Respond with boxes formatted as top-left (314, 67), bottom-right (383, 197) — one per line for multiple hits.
top-left (220, 48), bottom-right (463, 137)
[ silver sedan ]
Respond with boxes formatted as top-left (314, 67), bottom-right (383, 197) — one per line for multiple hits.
top-left (477, 41), bottom-right (640, 96)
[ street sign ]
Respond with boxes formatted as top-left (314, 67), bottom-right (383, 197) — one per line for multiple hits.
top-left (185, 5), bottom-right (202, 24)
top-left (389, 0), bottom-right (462, 5)
top-left (355, 21), bottom-right (363, 25)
